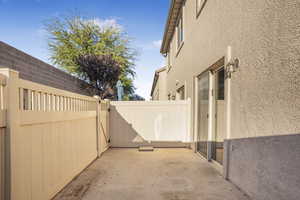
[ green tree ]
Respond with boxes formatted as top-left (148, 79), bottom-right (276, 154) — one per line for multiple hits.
top-left (45, 15), bottom-right (136, 98)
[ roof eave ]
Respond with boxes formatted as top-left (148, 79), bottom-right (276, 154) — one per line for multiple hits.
top-left (150, 66), bottom-right (167, 96)
top-left (160, 0), bottom-right (176, 54)
top-left (160, 0), bottom-right (184, 54)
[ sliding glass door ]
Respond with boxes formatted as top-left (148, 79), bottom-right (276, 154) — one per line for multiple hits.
top-left (212, 67), bottom-right (225, 165)
top-left (197, 72), bottom-right (209, 157)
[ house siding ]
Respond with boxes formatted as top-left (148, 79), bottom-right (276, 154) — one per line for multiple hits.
top-left (162, 0), bottom-right (300, 199)
top-left (224, 134), bottom-right (300, 200)
top-left (166, 0), bottom-right (300, 139)
top-left (151, 68), bottom-right (168, 101)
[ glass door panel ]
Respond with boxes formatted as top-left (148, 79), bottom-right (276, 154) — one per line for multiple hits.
top-left (197, 72), bottom-right (209, 157)
top-left (212, 68), bottom-right (225, 165)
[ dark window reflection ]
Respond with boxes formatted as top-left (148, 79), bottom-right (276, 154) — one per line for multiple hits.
top-left (217, 69), bottom-right (225, 100)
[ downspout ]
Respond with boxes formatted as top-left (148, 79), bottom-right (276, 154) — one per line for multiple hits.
top-left (224, 46), bottom-right (232, 179)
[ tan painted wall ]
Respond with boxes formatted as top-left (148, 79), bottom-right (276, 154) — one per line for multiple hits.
top-left (165, 0), bottom-right (300, 139)
top-left (152, 82), bottom-right (159, 100)
top-left (152, 69), bottom-right (168, 101)
top-left (109, 100), bottom-right (192, 147)
top-left (158, 69), bottom-right (168, 100)
top-left (0, 69), bottom-right (100, 200)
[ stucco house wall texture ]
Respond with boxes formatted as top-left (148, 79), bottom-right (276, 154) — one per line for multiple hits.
top-left (0, 41), bottom-right (90, 96)
top-left (166, 0), bottom-right (300, 138)
top-left (152, 82), bottom-right (160, 100)
top-left (151, 67), bottom-right (168, 100)
top-left (160, 0), bottom-right (300, 200)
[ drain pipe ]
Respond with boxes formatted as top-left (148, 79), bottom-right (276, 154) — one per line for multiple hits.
top-left (224, 46), bottom-right (233, 179)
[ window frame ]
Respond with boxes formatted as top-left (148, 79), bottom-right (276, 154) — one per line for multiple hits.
top-left (167, 51), bottom-right (172, 72)
top-left (175, 0), bottom-right (186, 58)
top-left (196, 0), bottom-right (206, 18)
top-left (177, 14), bottom-right (184, 49)
top-left (177, 86), bottom-right (185, 100)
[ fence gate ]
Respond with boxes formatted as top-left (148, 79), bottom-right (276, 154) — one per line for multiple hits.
top-left (97, 100), bottom-right (110, 156)
top-left (109, 100), bottom-right (192, 148)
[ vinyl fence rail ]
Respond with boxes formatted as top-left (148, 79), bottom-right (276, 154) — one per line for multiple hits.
top-left (0, 68), bottom-right (109, 200)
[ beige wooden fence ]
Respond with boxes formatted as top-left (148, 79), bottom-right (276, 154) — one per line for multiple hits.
top-left (0, 68), bottom-right (109, 200)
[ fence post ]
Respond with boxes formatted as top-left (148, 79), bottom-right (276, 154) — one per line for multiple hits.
top-left (0, 73), bottom-right (7, 200)
top-left (0, 68), bottom-right (20, 200)
top-left (94, 96), bottom-right (101, 157)
top-left (104, 99), bottom-right (110, 149)
top-left (95, 99), bottom-right (110, 157)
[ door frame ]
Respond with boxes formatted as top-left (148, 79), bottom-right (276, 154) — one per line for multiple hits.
top-left (194, 47), bottom-right (233, 175)
top-left (211, 66), bottom-right (226, 165)
top-left (194, 70), bottom-right (214, 160)
top-left (194, 57), bottom-right (226, 162)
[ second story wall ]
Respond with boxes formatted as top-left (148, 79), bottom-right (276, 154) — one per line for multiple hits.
top-left (163, 0), bottom-right (300, 138)
top-left (158, 69), bottom-right (168, 100)
top-left (151, 67), bottom-right (168, 101)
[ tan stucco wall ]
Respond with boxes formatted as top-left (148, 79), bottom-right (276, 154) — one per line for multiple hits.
top-left (152, 69), bottom-right (168, 100)
top-left (165, 0), bottom-right (300, 139)
top-left (152, 80), bottom-right (160, 100)
top-left (158, 69), bottom-right (168, 100)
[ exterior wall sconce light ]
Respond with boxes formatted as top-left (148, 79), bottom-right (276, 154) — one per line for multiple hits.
top-left (225, 58), bottom-right (239, 79)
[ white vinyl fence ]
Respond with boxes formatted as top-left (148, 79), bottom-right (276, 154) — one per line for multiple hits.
top-left (110, 100), bottom-right (192, 147)
top-left (0, 68), bottom-right (109, 200)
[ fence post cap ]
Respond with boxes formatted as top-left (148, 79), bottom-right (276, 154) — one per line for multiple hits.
top-left (0, 68), bottom-right (19, 76)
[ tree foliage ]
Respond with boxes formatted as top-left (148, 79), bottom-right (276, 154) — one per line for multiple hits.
top-left (45, 15), bottom-right (136, 98)
top-left (76, 54), bottom-right (121, 98)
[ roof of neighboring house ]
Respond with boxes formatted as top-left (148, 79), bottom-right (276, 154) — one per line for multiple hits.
top-left (150, 66), bottom-right (167, 97)
top-left (160, 0), bottom-right (185, 54)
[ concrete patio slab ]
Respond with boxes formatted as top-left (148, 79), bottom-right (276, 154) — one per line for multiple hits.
top-left (53, 148), bottom-right (250, 200)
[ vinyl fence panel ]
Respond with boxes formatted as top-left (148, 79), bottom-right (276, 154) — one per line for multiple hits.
top-left (0, 68), bottom-right (99, 200)
top-left (110, 100), bottom-right (192, 147)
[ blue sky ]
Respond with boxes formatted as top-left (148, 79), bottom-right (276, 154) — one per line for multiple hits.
top-left (0, 0), bottom-right (170, 99)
